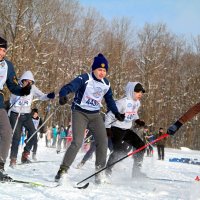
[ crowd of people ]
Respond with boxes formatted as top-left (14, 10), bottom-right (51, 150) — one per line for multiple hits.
top-left (0, 35), bottom-right (200, 185)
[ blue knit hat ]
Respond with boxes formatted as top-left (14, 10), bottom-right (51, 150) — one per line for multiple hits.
top-left (91, 53), bottom-right (109, 71)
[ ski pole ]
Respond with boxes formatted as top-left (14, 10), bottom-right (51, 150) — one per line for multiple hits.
top-left (8, 96), bottom-right (21, 111)
top-left (25, 105), bottom-right (60, 144)
top-left (76, 133), bottom-right (169, 187)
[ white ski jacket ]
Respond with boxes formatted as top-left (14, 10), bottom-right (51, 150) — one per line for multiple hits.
top-left (105, 82), bottom-right (141, 129)
top-left (9, 71), bottom-right (49, 114)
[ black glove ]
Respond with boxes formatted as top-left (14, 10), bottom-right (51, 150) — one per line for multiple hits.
top-left (20, 83), bottom-right (31, 95)
top-left (115, 112), bottom-right (125, 122)
top-left (47, 92), bottom-right (55, 99)
top-left (59, 96), bottom-right (68, 105)
top-left (135, 119), bottom-right (145, 127)
top-left (167, 120), bottom-right (183, 135)
top-left (106, 128), bottom-right (113, 138)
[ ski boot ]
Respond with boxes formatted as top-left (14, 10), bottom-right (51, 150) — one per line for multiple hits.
top-left (132, 165), bottom-right (146, 179)
top-left (9, 158), bottom-right (17, 168)
top-left (21, 151), bottom-right (31, 164)
top-left (55, 165), bottom-right (68, 182)
top-left (32, 153), bottom-right (37, 161)
top-left (76, 161), bottom-right (85, 169)
top-left (0, 162), bottom-right (12, 182)
top-left (95, 165), bottom-right (107, 185)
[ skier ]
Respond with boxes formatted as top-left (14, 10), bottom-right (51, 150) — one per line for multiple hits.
top-left (104, 82), bottom-right (146, 179)
top-left (156, 127), bottom-right (167, 160)
top-left (167, 102), bottom-right (200, 135)
top-left (55, 53), bottom-right (125, 184)
top-left (31, 108), bottom-right (46, 161)
top-left (0, 36), bottom-right (31, 181)
top-left (145, 130), bottom-right (155, 157)
top-left (57, 125), bottom-right (67, 153)
top-left (9, 71), bottom-right (55, 167)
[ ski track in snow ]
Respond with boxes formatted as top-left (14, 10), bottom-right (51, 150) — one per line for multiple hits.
top-left (1, 138), bottom-right (200, 200)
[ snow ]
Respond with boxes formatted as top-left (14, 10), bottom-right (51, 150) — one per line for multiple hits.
top-left (1, 139), bottom-right (200, 200)
top-left (180, 147), bottom-right (192, 152)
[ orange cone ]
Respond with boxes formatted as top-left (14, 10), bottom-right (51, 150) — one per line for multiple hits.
top-left (195, 176), bottom-right (200, 181)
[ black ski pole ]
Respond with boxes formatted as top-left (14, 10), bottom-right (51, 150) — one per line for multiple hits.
top-left (25, 105), bottom-right (60, 144)
top-left (8, 96), bottom-right (21, 111)
top-left (75, 133), bottom-right (169, 189)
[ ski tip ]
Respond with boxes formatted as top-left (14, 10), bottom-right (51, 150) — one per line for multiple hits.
top-left (74, 182), bottom-right (89, 189)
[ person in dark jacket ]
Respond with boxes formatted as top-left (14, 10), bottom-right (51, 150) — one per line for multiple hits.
top-left (0, 36), bottom-right (31, 181)
top-left (31, 108), bottom-right (46, 161)
top-left (55, 53), bottom-right (125, 184)
top-left (156, 128), bottom-right (167, 160)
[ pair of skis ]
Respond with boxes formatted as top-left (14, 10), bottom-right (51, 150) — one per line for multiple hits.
top-left (0, 179), bottom-right (59, 188)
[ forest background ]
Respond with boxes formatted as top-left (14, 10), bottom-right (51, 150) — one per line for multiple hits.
top-left (0, 0), bottom-right (199, 149)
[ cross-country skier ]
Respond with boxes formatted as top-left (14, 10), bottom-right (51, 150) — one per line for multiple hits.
top-left (9, 71), bottom-right (55, 167)
top-left (31, 108), bottom-right (46, 161)
top-left (167, 102), bottom-right (200, 135)
top-left (55, 53), bottom-right (125, 184)
top-left (104, 82), bottom-right (146, 179)
top-left (0, 36), bottom-right (31, 181)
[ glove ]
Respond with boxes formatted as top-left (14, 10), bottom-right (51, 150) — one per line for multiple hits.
top-left (47, 92), bottom-right (55, 99)
top-left (59, 96), bottom-right (68, 105)
top-left (106, 128), bottom-right (113, 138)
top-left (135, 119), bottom-right (145, 127)
top-left (20, 83), bottom-right (31, 95)
top-left (115, 112), bottom-right (125, 122)
top-left (167, 120), bottom-right (183, 135)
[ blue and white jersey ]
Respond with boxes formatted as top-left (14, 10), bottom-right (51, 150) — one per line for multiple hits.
top-left (0, 59), bottom-right (22, 109)
top-left (78, 73), bottom-right (109, 111)
top-left (0, 60), bottom-right (8, 90)
top-left (59, 72), bottom-right (119, 114)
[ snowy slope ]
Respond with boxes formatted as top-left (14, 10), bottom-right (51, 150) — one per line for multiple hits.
top-left (1, 138), bottom-right (200, 200)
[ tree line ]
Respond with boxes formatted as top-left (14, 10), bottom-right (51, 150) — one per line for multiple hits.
top-left (1, 0), bottom-right (200, 149)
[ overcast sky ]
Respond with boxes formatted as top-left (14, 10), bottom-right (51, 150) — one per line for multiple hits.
top-left (79, 0), bottom-right (200, 37)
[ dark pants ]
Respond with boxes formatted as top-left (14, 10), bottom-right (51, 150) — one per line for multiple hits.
top-left (106, 127), bottom-right (145, 174)
top-left (157, 145), bottom-right (165, 160)
top-left (10, 112), bottom-right (36, 159)
top-left (32, 137), bottom-right (38, 153)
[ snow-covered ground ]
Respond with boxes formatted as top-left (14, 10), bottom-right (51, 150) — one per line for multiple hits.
top-left (1, 138), bottom-right (200, 200)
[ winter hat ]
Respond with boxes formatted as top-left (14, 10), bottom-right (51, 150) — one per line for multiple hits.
top-left (91, 53), bottom-right (109, 72)
top-left (32, 108), bottom-right (38, 113)
top-left (0, 36), bottom-right (7, 49)
top-left (134, 83), bottom-right (145, 93)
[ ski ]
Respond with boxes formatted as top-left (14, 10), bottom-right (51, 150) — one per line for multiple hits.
top-left (0, 179), bottom-right (59, 188)
top-left (17, 160), bottom-right (56, 165)
top-left (147, 177), bottom-right (193, 183)
top-left (74, 182), bottom-right (90, 189)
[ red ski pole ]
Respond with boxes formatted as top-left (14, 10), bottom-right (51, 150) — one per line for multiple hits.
top-left (75, 133), bottom-right (169, 189)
